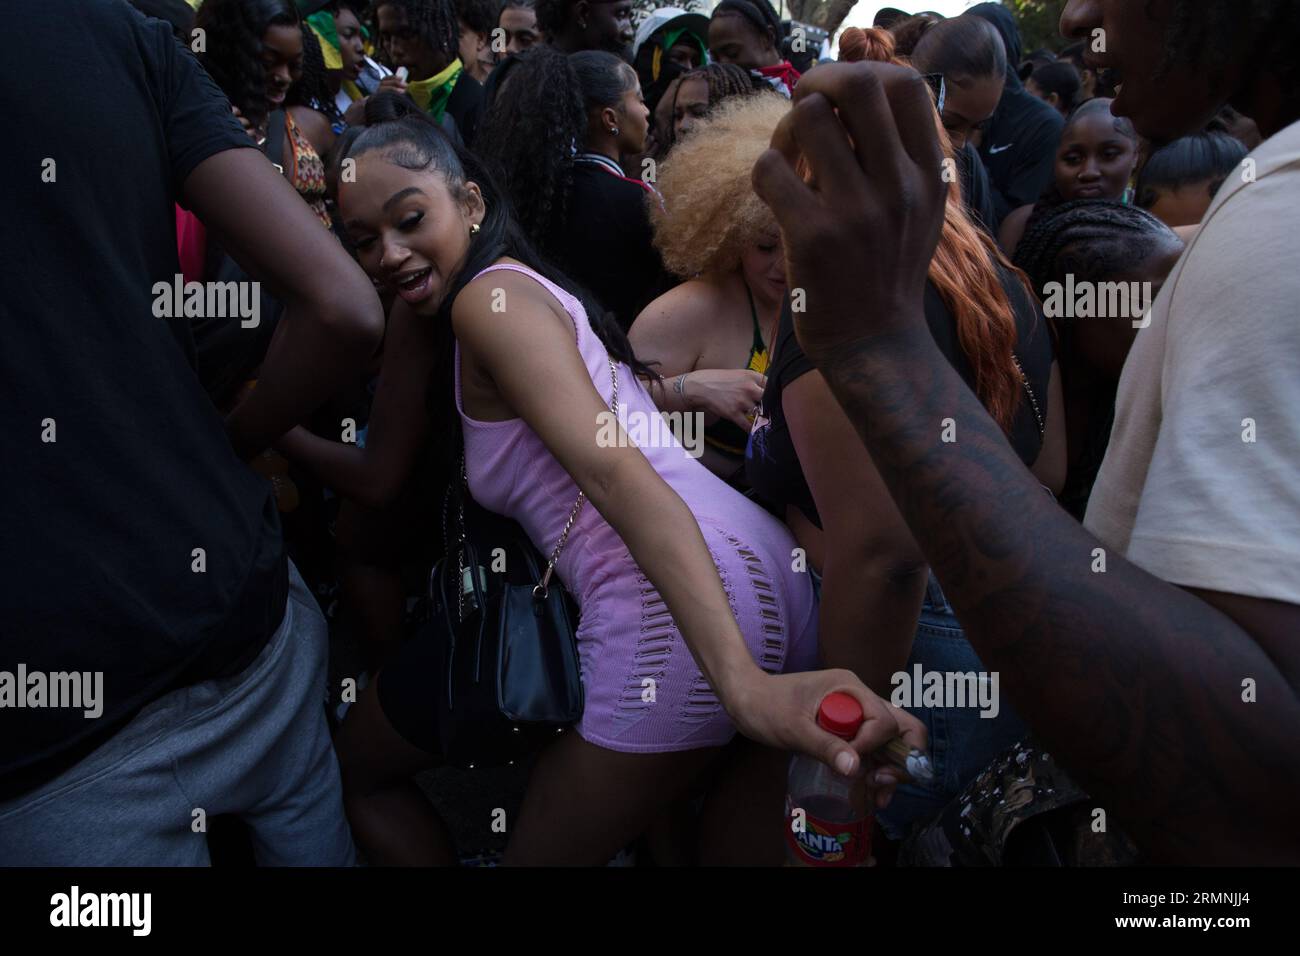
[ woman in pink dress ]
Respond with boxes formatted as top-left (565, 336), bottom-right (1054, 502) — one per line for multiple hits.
top-left (326, 94), bottom-right (923, 865)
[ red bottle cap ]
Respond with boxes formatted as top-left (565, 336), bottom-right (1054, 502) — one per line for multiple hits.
top-left (817, 692), bottom-right (865, 740)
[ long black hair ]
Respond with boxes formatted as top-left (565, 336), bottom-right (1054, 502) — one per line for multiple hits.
top-left (335, 92), bottom-right (653, 477)
top-left (475, 46), bottom-right (635, 255)
top-left (195, 0), bottom-right (301, 131)
top-left (287, 22), bottom-right (346, 127)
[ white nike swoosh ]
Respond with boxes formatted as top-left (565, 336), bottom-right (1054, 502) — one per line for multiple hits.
top-left (989, 143), bottom-right (1014, 154)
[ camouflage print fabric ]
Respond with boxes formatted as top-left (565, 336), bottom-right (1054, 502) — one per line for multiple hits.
top-left (899, 738), bottom-right (1140, 867)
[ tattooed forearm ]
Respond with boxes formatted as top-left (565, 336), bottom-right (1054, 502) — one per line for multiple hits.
top-left (811, 326), bottom-right (1300, 864)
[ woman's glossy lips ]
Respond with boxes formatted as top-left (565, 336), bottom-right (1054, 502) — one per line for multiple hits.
top-left (1073, 184), bottom-right (1105, 198)
top-left (267, 89), bottom-right (287, 105)
top-left (393, 267), bottom-right (434, 304)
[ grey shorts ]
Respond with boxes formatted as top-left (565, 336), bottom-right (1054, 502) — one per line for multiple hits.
top-left (0, 562), bottom-right (354, 866)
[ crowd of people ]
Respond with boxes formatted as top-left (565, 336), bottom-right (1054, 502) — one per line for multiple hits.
top-left (2, 0), bottom-right (1297, 867)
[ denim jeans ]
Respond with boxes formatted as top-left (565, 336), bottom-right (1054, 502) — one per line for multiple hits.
top-left (0, 562), bottom-right (354, 866)
top-left (876, 574), bottom-right (1027, 839)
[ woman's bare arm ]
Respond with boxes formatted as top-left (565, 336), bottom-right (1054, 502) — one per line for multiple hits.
top-left (274, 299), bottom-right (435, 510)
top-left (786, 369), bottom-right (928, 695)
top-left (453, 269), bottom-right (926, 773)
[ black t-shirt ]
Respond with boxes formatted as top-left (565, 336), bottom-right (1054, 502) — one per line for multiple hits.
top-left (446, 72), bottom-right (485, 148)
top-left (746, 272), bottom-right (1053, 529)
top-left (551, 160), bottom-right (674, 333)
top-left (0, 0), bottom-right (287, 799)
top-left (958, 142), bottom-right (998, 238)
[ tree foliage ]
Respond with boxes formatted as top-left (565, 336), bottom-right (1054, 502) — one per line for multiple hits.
top-left (1005, 0), bottom-right (1070, 54)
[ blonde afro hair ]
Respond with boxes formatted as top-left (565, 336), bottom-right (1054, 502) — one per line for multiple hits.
top-left (650, 92), bottom-right (790, 278)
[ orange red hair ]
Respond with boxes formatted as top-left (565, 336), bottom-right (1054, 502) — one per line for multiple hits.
top-left (837, 26), bottom-right (1029, 432)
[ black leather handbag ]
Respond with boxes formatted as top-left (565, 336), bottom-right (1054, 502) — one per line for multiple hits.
top-left (427, 357), bottom-right (619, 767)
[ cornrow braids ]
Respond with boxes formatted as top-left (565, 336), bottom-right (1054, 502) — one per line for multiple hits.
top-left (1012, 199), bottom-right (1176, 312)
top-left (378, 0), bottom-right (460, 60)
top-left (288, 22), bottom-right (346, 125)
top-left (474, 45), bottom-right (586, 255)
top-left (701, 62), bottom-right (761, 105)
top-left (667, 63), bottom-right (762, 148)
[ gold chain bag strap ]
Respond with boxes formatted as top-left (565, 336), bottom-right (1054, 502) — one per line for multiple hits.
top-left (535, 356), bottom-right (619, 599)
top-left (435, 355), bottom-right (619, 767)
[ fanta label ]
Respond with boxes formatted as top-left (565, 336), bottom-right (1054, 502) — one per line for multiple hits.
top-left (785, 801), bottom-right (870, 867)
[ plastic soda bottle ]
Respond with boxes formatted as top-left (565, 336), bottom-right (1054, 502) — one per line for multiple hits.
top-left (784, 692), bottom-right (871, 867)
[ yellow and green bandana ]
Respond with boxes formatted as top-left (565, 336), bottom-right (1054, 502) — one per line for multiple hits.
top-left (407, 59), bottom-right (464, 123)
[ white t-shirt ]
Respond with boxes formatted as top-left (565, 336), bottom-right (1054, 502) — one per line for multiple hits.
top-left (1084, 118), bottom-right (1300, 604)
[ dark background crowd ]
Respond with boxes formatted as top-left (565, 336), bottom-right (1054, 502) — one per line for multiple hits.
top-left (1, 0), bottom-right (1296, 869)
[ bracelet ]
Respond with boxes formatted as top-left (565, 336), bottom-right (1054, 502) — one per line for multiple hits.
top-left (673, 373), bottom-right (688, 398)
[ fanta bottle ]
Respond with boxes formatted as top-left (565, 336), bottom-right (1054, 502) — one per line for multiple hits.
top-left (784, 692), bottom-right (871, 867)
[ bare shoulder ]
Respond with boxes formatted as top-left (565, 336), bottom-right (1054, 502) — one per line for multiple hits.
top-left (631, 276), bottom-right (723, 334)
top-left (452, 259), bottom-right (572, 343)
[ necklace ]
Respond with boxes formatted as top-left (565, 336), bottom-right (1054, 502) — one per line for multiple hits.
top-left (1012, 354), bottom-right (1045, 440)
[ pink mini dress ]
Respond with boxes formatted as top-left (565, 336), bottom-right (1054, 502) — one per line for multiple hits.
top-left (454, 263), bottom-right (818, 753)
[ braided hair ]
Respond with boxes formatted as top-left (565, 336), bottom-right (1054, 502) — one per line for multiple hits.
top-left (666, 63), bottom-right (761, 148)
top-left (287, 22), bottom-right (346, 126)
top-left (1012, 200), bottom-right (1178, 309)
top-left (195, 0), bottom-right (301, 131)
top-left (334, 91), bottom-right (654, 482)
top-left (376, 0), bottom-right (460, 64)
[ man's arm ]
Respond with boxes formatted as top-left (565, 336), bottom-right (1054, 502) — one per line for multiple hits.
top-left (181, 148), bottom-right (385, 460)
top-left (753, 63), bottom-right (1300, 863)
top-left (820, 322), bottom-right (1300, 864)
